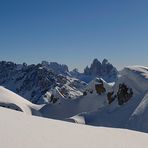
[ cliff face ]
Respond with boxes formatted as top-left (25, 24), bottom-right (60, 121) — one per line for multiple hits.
top-left (71, 58), bottom-right (118, 83)
top-left (84, 58), bottom-right (118, 77)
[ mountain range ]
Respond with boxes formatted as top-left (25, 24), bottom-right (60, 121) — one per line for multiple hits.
top-left (0, 59), bottom-right (148, 134)
top-left (0, 59), bottom-right (117, 104)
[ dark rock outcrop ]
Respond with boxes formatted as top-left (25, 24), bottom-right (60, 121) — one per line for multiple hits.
top-left (71, 58), bottom-right (118, 83)
top-left (117, 83), bottom-right (133, 105)
top-left (107, 91), bottom-right (116, 104)
top-left (95, 79), bottom-right (106, 95)
top-left (84, 59), bottom-right (118, 79)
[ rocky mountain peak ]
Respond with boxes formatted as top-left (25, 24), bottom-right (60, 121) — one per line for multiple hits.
top-left (84, 58), bottom-right (118, 79)
top-left (102, 59), bottom-right (109, 65)
top-left (41, 61), bottom-right (69, 75)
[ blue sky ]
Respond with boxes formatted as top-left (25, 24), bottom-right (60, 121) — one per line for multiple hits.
top-left (0, 0), bottom-right (148, 71)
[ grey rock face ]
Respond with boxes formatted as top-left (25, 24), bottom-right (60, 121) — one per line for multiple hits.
top-left (41, 61), bottom-right (69, 75)
top-left (83, 59), bottom-right (118, 82)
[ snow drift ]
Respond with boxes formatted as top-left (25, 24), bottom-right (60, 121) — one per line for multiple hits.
top-left (0, 86), bottom-right (42, 116)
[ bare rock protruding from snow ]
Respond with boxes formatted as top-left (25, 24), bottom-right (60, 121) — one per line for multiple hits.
top-left (84, 78), bottom-right (113, 95)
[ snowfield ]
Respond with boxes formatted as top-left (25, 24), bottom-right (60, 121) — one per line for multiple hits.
top-left (0, 108), bottom-right (148, 148)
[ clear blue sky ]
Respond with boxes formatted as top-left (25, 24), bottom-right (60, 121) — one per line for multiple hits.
top-left (0, 0), bottom-right (148, 71)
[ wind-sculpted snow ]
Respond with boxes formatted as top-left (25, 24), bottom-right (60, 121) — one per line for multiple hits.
top-left (127, 92), bottom-right (148, 132)
top-left (120, 66), bottom-right (148, 92)
top-left (0, 86), bottom-right (42, 116)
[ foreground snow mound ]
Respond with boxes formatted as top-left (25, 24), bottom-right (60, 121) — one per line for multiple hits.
top-left (0, 86), bottom-right (41, 116)
top-left (0, 108), bottom-right (148, 148)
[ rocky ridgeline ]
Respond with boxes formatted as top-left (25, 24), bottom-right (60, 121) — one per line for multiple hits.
top-left (0, 59), bottom-right (118, 104)
top-left (83, 78), bottom-right (133, 106)
top-left (0, 61), bottom-right (85, 104)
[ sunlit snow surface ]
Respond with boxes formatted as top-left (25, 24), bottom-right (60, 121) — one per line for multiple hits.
top-left (0, 108), bottom-right (148, 148)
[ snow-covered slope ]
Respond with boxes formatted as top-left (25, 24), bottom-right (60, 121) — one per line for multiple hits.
top-left (40, 77), bottom-right (112, 120)
top-left (127, 92), bottom-right (148, 132)
top-left (41, 93), bottom-right (106, 120)
top-left (0, 86), bottom-right (42, 116)
top-left (41, 66), bottom-right (148, 133)
top-left (0, 108), bottom-right (148, 148)
top-left (78, 66), bottom-right (148, 132)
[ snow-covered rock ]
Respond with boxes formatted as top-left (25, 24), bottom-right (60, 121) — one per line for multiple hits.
top-left (40, 78), bottom-right (111, 120)
top-left (78, 66), bottom-right (148, 132)
top-left (0, 61), bottom-right (86, 104)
